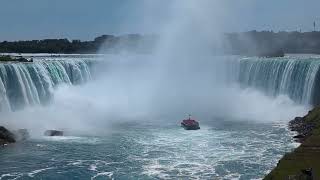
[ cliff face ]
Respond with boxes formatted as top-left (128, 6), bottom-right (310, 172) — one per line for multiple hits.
top-left (264, 107), bottom-right (320, 180)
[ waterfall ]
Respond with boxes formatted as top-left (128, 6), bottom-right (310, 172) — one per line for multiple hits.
top-left (0, 60), bottom-right (91, 111)
top-left (238, 57), bottom-right (320, 105)
top-left (3, 55), bottom-right (320, 111)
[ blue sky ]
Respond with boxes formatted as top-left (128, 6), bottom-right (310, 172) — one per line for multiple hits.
top-left (0, 0), bottom-right (319, 41)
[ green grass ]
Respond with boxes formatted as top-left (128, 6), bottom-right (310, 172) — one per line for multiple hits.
top-left (264, 107), bottom-right (320, 179)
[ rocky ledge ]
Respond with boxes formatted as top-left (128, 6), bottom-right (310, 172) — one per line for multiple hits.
top-left (0, 126), bottom-right (16, 146)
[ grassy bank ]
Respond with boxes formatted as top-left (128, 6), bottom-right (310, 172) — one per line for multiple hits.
top-left (264, 107), bottom-right (320, 179)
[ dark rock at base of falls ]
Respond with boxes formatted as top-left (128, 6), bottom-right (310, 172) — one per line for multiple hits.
top-left (13, 129), bottom-right (30, 141)
top-left (44, 130), bottom-right (64, 136)
top-left (289, 116), bottom-right (316, 143)
top-left (0, 126), bottom-right (16, 146)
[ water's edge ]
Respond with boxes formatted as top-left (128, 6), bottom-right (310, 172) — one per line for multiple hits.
top-left (264, 107), bottom-right (320, 179)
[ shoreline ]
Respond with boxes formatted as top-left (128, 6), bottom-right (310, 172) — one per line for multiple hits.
top-left (264, 107), bottom-right (320, 179)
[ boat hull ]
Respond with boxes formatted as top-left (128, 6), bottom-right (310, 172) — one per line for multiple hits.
top-left (181, 124), bottom-right (200, 130)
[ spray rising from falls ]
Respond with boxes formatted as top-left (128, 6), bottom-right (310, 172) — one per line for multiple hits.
top-left (239, 56), bottom-right (320, 105)
top-left (0, 60), bottom-right (91, 111)
top-left (0, 54), bottom-right (312, 136)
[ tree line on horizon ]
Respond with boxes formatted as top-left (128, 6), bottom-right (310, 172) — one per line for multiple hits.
top-left (224, 30), bottom-right (320, 55)
top-left (1, 31), bottom-right (320, 55)
top-left (0, 34), bottom-right (157, 54)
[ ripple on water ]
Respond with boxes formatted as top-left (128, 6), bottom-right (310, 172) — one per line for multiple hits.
top-left (135, 123), bottom-right (294, 179)
top-left (28, 167), bottom-right (55, 177)
top-left (0, 173), bottom-right (22, 180)
top-left (41, 136), bottom-right (101, 144)
top-left (0, 122), bottom-right (296, 179)
top-left (91, 172), bottom-right (114, 180)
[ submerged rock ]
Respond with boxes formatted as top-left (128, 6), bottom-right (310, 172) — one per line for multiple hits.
top-left (44, 130), bottom-right (63, 136)
top-left (0, 126), bottom-right (16, 146)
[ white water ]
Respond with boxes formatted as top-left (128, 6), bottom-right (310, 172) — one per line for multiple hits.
top-left (239, 56), bottom-right (320, 105)
top-left (0, 58), bottom-right (91, 111)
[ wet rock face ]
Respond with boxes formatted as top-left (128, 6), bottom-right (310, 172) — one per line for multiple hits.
top-left (289, 116), bottom-right (316, 142)
top-left (44, 130), bottom-right (63, 136)
top-left (0, 126), bottom-right (16, 145)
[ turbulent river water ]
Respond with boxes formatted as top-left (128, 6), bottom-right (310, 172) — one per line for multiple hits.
top-left (0, 121), bottom-right (298, 180)
top-left (0, 54), bottom-right (317, 179)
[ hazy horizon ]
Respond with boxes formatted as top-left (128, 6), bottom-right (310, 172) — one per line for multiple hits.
top-left (1, 0), bottom-right (320, 41)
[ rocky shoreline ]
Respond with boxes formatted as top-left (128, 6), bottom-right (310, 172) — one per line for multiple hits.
top-left (265, 107), bottom-right (320, 179)
top-left (289, 115), bottom-right (316, 143)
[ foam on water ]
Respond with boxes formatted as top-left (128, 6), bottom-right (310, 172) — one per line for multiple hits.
top-left (91, 172), bottom-right (114, 180)
top-left (40, 136), bottom-right (101, 144)
top-left (28, 167), bottom-right (54, 178)
top-left (137, 123), bottom-right (293, 179)
top-left (0, 120), bottom-right (297, 179)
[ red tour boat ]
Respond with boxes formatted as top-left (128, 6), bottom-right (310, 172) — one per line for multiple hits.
top-left (181, 114), bottom-right (200, 130)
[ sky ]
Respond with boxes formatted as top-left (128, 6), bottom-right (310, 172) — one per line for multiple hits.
top-left (0, 0), bottom-right (319, 41)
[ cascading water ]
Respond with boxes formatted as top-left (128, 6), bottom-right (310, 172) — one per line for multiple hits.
top-left (238, 56), bottom-right (320, 105)
top-left (0, 59), bottom-right (91, 111)
top-left (2, 55), bottom-right (319, 112)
